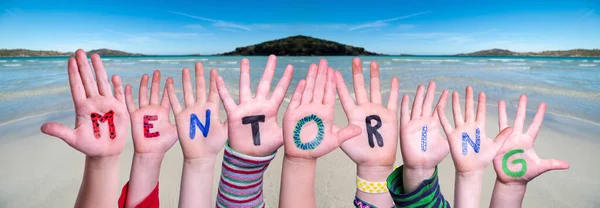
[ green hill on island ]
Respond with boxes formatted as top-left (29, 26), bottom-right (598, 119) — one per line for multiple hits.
top-left (0, 48), bottom-right (145, 57)
top-left (217, 35), bottom-right (382, 56)
top-left (456, 48), bottom-right (600, 57)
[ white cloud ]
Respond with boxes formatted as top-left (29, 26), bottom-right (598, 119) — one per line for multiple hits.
top-left (4, 9), bottom-right (18, 18)
top-left (349, 11), bottom-right (431, 31)
top-left (396, 24), bottom-right (415, 30)
top-left (386, 32), bottom-right (455, 38)
top-left (185, 24), bottom-right (205, 30)
top-left (170, 11), bottom-right (251, 31)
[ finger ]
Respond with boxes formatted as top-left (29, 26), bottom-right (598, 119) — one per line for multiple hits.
top-left (74, 49), bottom-right (99, 97)
top-left (526, 102), bottom-right (546, 139)
top-left (400, 95), bottom-right (410, 127)
top-left (195, 62), bottom-right (207, 103)
top-left (182, 68), bottom-right (195, 107)
top-left (514, 94), bottom-right (528, 133)
top-left (301, 64), bottom-right (318, 104)
top-left (369, 61), bottom-right (382, 104)
top-left (335, 124), bottom-right (362, 144)
top-left (476, 92), bottom-right (486, 125)
top-left (437, 106), bottom-right (454, 133)
top-left (67, 57), bottom-right (86, 104)
top-left (216, 76), bottom-right (237, 112)
top-left (270, 64), bottom-right (294, 105)
top-left (335, 71), bottom-right (356, 112)
top-left (160, 81), bottom-right (170, 109)
top-left (41, 122), bottom-right (76, 147)
top-left (138, 74), bottom-right (149, 107)
top-left (149, 70), bottom-right (161, 105)
top-left (312, 59), bottom-right (328, 103)
top-left (288, 79), bottom-right (306, 109)
top-left (539, 159), bottom-right (570, 173)
top-left (352, 57), bottom-right (369, 104)
top-left (208, 69), bottom-right (220, 103)
top-left (432, 89), bottom-right (449, 118)
top-left (257, 55), bottom-right (277, 98)
top-left (411, 84), bottom-right (425, 119)
top-left (323, 67), bottom-right (337, 106)
top-left (125, 84), bottom-right (137, 113)
top-left (452, 91), bottom-right (464, 126)
top-left (421, 81), bottom-right (436, 116)
top-left (239, 58), bottom-right (251, 103)
top-left (387, 76), bottom-right (399, 111)
top-left (166, 77), bottom-right (182, 114)
top-left (112, 74), bottom-right (125, 104)
top-left (498, 100), bottom-right (509, 131)
top-left (465, 86), bottom-right (475, 122)
top-left (493, 127), bottom-right (513, 150)
top-left (90, 54), bottom-right (111, 96)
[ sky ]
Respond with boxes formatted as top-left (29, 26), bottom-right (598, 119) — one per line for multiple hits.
top-left (0, 0), bottom-right (598, 55)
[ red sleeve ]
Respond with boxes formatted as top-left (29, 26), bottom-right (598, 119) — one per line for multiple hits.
top-left (118, 181), bottom-right (160, 208)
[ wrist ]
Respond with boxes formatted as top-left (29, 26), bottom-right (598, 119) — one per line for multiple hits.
top-left (357, 165), bottom-right (393, 182)
top-left (284, 154), bottom-right (317, 165)
top-left (491, 179), bottom-right (527, 206)
top-left (456, 170), bottom-right (485, 180)
top-left (133, 153), bottom-right (165, 165)
top-left (85, 155), bottom-right (121, 170)
top-left (184, 157), bottom-right (216, 169)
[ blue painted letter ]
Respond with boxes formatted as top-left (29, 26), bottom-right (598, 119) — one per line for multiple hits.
top-left (461, 128), bottom-right (481, 155)
top-left (190, 109), bottom-right (211, 139)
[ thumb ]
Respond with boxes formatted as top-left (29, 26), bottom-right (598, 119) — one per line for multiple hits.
top-left (493, 127), bottom-right (513, 150)
top-left (539, 159), bottom-right (570, 173)
top-left (41, 122), bottom-right (76, 146)
top-left (335, 124), bottom-right (362, 144)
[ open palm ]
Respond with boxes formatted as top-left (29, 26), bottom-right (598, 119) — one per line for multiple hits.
top-left (437, 86), bottom-right (512, 173)
top-left (167, 63), bottom-right (227, 159)
top-left (41, 49), bottom-right (129, 157)
top-left (282, 59), bottom-right (361, 159)
top-left (216, 55), bottom-right (293, 156)
top-left (493, 95), bottom-right (570, 184)
top-left (400, 81), bottom-right (449, 170)
top-left (337, 58), bottom-right (399, 166)
top-left (125, 70), bottom-right (178, 154)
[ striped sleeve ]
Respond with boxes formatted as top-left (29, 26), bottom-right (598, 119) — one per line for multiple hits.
top-left (387, 165), bottom-right (450, 208)
top-left (216, 143), bottom-right (276, 208)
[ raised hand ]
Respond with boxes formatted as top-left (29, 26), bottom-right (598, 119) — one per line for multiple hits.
top-left (166, 63), bottom-right (227, 159)
top-left (437, 86), bottom-right (512, 173)
top-left (337, 58), bottom-right (399, 167)
top-left (41, 49), bottom-right (129, 157)
top-left (282, 59), bottom-right (361, 159)
top-left (400, 81), bottom-right (449, 170)
top-left (125, 70), bottom-right (178, 155)
top-left (216, 55), bottom-right (293, 156)
top-left (493, 95), bottom-right (569, 184)
top-left (40, 49), bottom-right (129, 207)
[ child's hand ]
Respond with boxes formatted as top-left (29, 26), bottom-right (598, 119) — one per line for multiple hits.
top-left (216, 55), bottom-right (293, 156)
top-left (437, 86), bottom-right (512, 174)
top-left (166, 63), bottom-right (227, 160)
top-left (400, 81), bottom-right (449, 171)
top-left (337, 58), bottom-right (399, 167)
top-left (125, 70), bottom-right (178, 155)
top-left (282, 59), bottom-right (361, 160)
top-left (41, 49), bottom-right (129, 158)
top-left (493, 95), bottom-right (569, 184)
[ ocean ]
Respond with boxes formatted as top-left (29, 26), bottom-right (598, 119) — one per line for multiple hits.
top-left (1, 55), bottom-right (599, 127)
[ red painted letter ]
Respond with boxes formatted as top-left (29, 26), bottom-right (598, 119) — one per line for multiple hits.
top-left (144, 115), bottom-right (160, 138)
top-left (91, 110), bottom-right (116, 139)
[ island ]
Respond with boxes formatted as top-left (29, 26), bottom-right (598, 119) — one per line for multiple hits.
top-left (0, 48), bottom-right (145, 57)
top-left (217, 35), bottom-right (382, 56)
top-left (456, 48), bottom-right (600, 57)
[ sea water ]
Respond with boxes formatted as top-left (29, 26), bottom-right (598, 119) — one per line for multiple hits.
top-left (0, 56), bottom-right (599, 127)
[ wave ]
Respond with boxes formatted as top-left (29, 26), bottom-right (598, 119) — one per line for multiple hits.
top-left (200, 58), bottom-right (208, 61)
top-left (208, 61), bottom-right (238, 65)
top-left (593, 60), bottom-right (600, 63)
top-left (489, 58), bottom-right (525, 62)
top-left (464, 62), bottom-right (486, 65)
top-left (579, 64), bottom-right (597, 67)
top-left (507, 63), bottom-right (528, 66)
top-left (534, 61), bottom-right (548, 63)
top-left (0, 60), bottom-right (6, 63)
top-left (40, 60), bottom-right (64, 63)
top-left (3, 64), bottom-right (21, 67)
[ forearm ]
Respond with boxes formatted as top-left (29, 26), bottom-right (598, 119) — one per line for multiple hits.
top-left (75, 156), bottom-right (121, 208)
top-left (355, 165), bottom-right (394, 207)
top-left (402, 166), bottom-right (435, 193)
top-left (179, 157), bottom-right (216, 208)
top-left (279, 156), bottom-right (317, 208)
top-left (125, 153), bottom-right (164, 208)
top-left (454, 171), bottom-right (484, 208)
top-left (490, 180), bottom-right (526, 208)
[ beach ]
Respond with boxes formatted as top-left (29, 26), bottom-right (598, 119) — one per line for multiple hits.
top-left (1, 56), bottom-right (599, 207)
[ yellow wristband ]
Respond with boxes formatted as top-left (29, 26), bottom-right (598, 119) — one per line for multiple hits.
top-left (356, 176), bottom-right (389, 193)
top-left (356, 166), bottom-right (398, 194)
